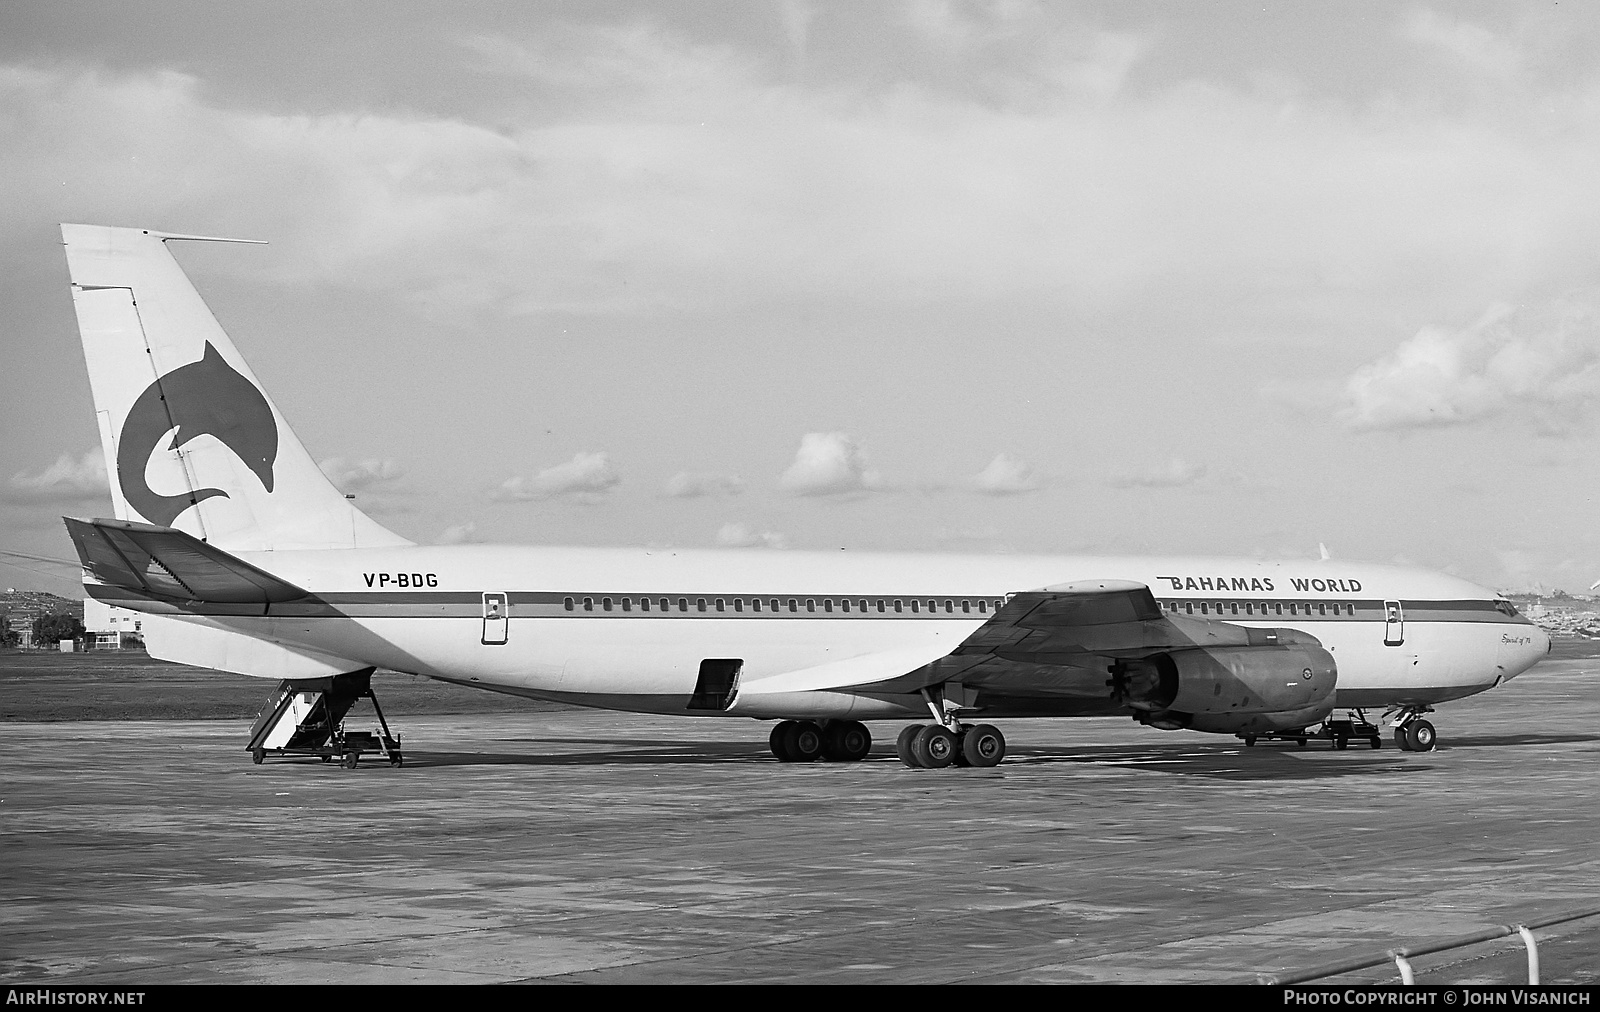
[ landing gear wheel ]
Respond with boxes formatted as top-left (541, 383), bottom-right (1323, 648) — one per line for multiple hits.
top-left (912, 725), bottom-right (957, 769)
top-left (251, 747), bottom-right (265, 765)
top-left (1242, 735), bottom-right (1257, 747)
top-left (961, 724), bottom-right (1006, 768)
top-left (1368, 737), bottom-right (1381, 750)
top-left (782, 721), bottom-right (825, 762)
top-left (822, 721), bottom-right (872, 762)
top-left (1334, 737), bottom-right (1349, 750)
top-left (896, 725), bottom-right (924, 768)
top-left (1394, 727), bottom-right (1413, 751)
top-left (1296, 737), bottom-right (1308, 748)
top-left (390, 752), bottom-right (404, 768)
top-left (1405, 719), bottom-right (1437, 752)
top-left (770, 721), bottom-right (797, 762)
top-left (341, 752), bottom-right (359, 769)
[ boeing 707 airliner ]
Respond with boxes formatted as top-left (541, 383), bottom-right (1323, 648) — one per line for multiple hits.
top-left (57, 224), bottom-right (1550, 768)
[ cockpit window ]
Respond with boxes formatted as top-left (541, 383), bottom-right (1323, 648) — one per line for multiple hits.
top-left (1494, 599), bottom-right (1520, 617)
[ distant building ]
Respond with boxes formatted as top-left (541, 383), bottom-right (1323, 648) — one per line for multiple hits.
top-left (6, 614), bottom-right (34, 649)
top-left (83, 599), bottom-right (143, 649)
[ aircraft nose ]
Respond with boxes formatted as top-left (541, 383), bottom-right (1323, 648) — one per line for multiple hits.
top-left (1499, 625), bottom-right (1550, 681)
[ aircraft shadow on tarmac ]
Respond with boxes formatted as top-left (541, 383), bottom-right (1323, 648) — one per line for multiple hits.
top-left (382, 737), bottom-right (1438, 779)
top-left (1428, 731), bottom-right (1599, 748)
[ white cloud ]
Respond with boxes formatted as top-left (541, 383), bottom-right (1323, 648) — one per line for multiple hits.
top-left (10, 27), bottom-right (1598, 329)
top-left (1402, 9), bottom-right (1523, 82)
top-left (664, 471), bottom-right (747, 498)
top-left (1109, 458), bottom-right (1206, 489)
top-left (436, 522), bottom-right (479, 544)
top-left (969, 453), bottom-right (1044, 495)
top-left (318, 457), bottom-right (405, 491)
top-left (715, 522), bottom-right (787, 549)
top-left (493, 452), bottom-right (621, 500)
top-left (1340, 302), bottom-right (1600, 432)
top-left (778, 432), bottom-right (884, 496)
top-left (5, 449), bottom-right (108, 504)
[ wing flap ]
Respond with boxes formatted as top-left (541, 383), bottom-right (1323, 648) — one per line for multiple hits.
top-left (64, 517), bottom-right (308, 605)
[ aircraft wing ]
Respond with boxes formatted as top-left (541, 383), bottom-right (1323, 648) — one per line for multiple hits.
top-left (64, 517), bottom-right (308, 605)
top-left (836, 579), bottom-right (1279, 698)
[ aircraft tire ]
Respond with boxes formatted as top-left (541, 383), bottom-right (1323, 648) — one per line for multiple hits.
top-left (961, 724), bottom-right (1006, 768)
top-left (1242, 736), bottom-right (1257, 747)
top-left (770, 721), bottom-right (796, 762)
top-left (341, 752), bottom-right (358, 769)
top-left (251, 748), bottom-right (264, 765)
top-left (912, 725), bottom-right (957, 769)
top-left (823, 721), bottom-right (872, 762)
top-left (1405, 719), bottom-right (1437, 752)
top-left (783, 721), bottom-right (825, 762)
top-left (896, 725), bottom-right (924, 768)
top-left (1368, 737), bottom-right (1381, 750)
top-left (1394, 728), bottom-right (1414, 751)
top-left (1334, 737), bottom-right (1348, 750)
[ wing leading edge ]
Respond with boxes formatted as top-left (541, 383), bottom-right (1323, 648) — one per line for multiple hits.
top-left (835, 579), bottom-right (1308, 701)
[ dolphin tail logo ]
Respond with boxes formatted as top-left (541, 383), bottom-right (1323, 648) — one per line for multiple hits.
top-left (61, 224), bottom-right (412, 552)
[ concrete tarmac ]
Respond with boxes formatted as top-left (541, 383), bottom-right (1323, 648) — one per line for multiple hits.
top-left (3, 661), bottom-right (1598, 985)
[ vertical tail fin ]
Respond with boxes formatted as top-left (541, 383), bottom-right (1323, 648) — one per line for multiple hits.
top-left (61, 223), bottom-right (411, 551)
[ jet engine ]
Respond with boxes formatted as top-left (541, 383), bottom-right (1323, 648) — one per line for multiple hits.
top-left (1110, 633), bottom-right (1337, 734)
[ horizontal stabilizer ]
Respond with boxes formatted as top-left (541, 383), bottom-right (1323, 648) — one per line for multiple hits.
top-left (64, 517), bottom-right (308, 604)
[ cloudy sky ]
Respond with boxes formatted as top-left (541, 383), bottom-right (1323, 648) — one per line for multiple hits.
top-left (4, 1), bottom-right (1600, 597)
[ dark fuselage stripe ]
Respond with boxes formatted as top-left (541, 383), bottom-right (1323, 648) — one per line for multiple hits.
top-left (87, 585), bottom-right (1530, 626)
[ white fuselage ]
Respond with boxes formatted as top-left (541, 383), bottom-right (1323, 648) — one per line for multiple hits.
top-left (121, 545), bottom-right (1550, 723)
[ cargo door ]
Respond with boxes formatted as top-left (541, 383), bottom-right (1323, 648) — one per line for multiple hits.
top-left (482, 592), bottom-right (509, 645)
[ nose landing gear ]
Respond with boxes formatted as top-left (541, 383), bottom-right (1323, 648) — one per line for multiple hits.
top-left (1389, 706), bottom-right (1438, 752)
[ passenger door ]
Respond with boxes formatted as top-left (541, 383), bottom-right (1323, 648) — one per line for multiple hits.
top-left (482, 592), bottom-right (509, 645)
top-left (1383, 599), bottom-right (1404, 647)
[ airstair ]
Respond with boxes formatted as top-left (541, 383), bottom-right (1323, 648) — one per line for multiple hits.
top-left (245, 667), bottom-right (402, 768)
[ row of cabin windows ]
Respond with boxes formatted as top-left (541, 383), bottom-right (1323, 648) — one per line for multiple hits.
top-left (562, 596), bottom-right (1004, 615)
top-left (1163, 599), bottom-right (1356, 617)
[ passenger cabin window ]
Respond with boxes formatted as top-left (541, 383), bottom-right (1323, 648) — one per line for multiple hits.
top-left (978, 601), bottom-right (987, 614)
top-left (697, 598), bottom-right (707, 612)
top-left (603, 597), bottom-right (612, 612)
top-left (622, 598), bottom-right (631, 612)
top-left (583, 597), bottom-right (594, 612)
top-left (564, 597), bottom-right (574, 612)
top-left (641, 598), bottom-right (651, 611)
top-left (734, 599), bottom-right (743, 613)
top-left (679, 598), bottom-right (688, 612)
top-left (715, 598), bottom-right (724, 612)
top-left (894, 600), bottom-right (903, 613)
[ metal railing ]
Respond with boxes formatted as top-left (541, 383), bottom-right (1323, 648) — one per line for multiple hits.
top-left (1254, 905), bottom-right (1600, 985)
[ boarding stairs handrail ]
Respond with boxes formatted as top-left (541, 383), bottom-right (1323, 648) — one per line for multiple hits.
top-left (1253, 905), bottom-right (1600, 985)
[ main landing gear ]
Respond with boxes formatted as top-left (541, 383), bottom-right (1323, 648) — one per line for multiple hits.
top-left (1389, 706), bottom-right (1439, 752)
top-left (894, 722), bottom-right (1006, 769)
top-left (768, 719), bottom-right (873, 762)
